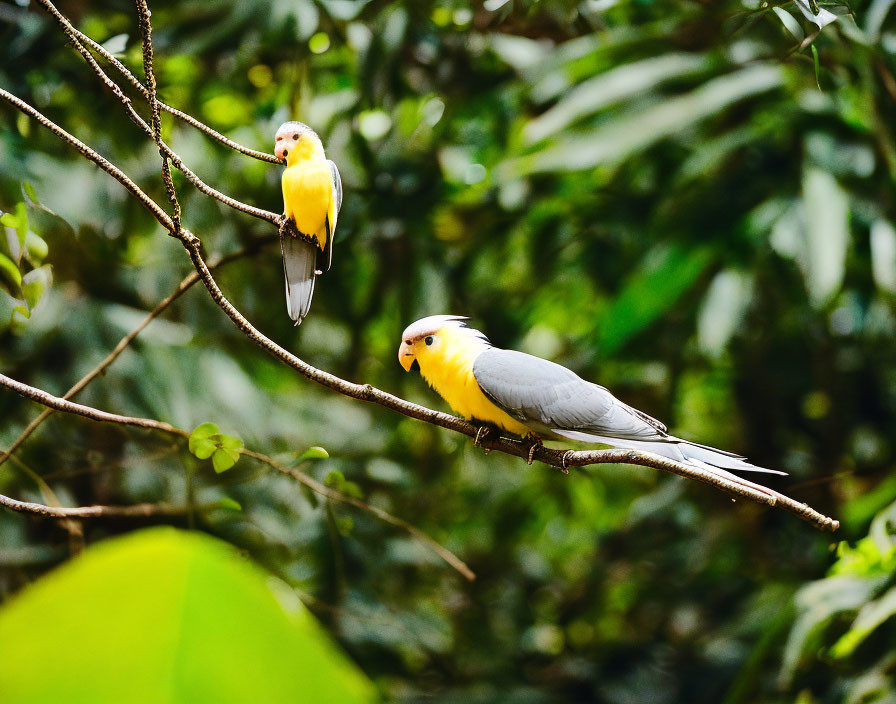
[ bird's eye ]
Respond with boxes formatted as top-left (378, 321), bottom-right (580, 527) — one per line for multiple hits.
top-left (293, 133), bottom-right (299, 140)
top-left (275, 136), bottom-right (281, 141)
top-left (404, 339), bottom-right (412, 345)
top-left (424, 336), bottom-right (434, 346)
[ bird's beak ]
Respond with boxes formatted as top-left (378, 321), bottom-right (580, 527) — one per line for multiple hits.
top-left (399, 343), bottom-right (417, 373)
top-left (274, 144), bottom-right (286, 162)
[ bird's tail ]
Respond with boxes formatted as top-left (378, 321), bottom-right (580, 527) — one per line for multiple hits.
top-left (281, 234), bottom-right (317, 325)
top-left (552, 430), bottom-right (786, 477)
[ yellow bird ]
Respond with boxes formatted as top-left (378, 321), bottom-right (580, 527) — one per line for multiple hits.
top-left (399, 315), bottom-right (785, 476)
top-left (274, 121), bottom-right (342, 324)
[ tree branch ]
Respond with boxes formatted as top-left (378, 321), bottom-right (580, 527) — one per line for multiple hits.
top-left (0, 493), bottom-right (187, 518)
top-left (0, 375), bottom-right (476, 580)
top-left (31, 0), bottom-right (281, 225)
top-left (33, 0), bottom-right (280, 164)
top-left (0, 74), bottom-right (840, 533)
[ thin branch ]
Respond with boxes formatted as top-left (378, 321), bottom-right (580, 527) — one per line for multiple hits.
top-left (31, 0), bottom-right (281, 225)
top-left (0, 493), bottom-right (186, 518)
top-left (134, 0), bottom-right (181, 234)
top-left (0, 372), bottom-right (187, 436)
top-left (0, 81), bottom-right (840, 533)
top-left (0, 375), bottom-right (475, 579)
top-left (0, 241), bottom-right (272, 468)
top-left (34, 0), bottom-right (279, 164)
top-left (241, 449), bottom-right (476, 581)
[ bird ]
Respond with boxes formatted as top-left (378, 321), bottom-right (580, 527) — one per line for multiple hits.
top-left (398, 315), bottom-right (785, 477)
top-left (274, 121), bottom-right (343, 325)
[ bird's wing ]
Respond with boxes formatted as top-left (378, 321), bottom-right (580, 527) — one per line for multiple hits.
top-left (321, 160), bottom-right (342, 272)
top-left (472, 348), bottom-right (668, 440)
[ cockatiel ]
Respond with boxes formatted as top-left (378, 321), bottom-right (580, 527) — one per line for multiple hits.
top-left (274, 121), bottom-right (342, 324)
top-left (398, 315), bottom-right (785, 477)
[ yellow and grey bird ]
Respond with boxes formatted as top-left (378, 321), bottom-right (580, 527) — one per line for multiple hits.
top-left (398, 315), bottom-right (785, 476)
top-left (274, 121), bottom-right (343, 324)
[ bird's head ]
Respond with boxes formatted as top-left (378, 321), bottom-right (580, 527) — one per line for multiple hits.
top-left (274, 121), bottom-right (324, 165)
top-left (398, 315), bottom-right (490, 373)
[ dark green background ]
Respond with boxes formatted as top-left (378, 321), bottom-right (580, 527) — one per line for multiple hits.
top-left (1, 0), bottom-right (895, 701)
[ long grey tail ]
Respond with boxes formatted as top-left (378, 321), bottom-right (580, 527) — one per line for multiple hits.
top-left (552, 429), bottom-right (787, 476)
top-left (281, 235), bottom-right (317, 325)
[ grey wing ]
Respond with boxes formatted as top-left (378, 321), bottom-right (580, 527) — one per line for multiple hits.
top-left (321, 160), bottom-right (342, 273)
top-left (472, 349), bottom-right (668, 440)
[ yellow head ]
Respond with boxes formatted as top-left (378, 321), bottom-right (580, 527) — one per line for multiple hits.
top-left (398, 315), bottom-right (491, 376)
top-left (274, 121), bottom-right (325, 166)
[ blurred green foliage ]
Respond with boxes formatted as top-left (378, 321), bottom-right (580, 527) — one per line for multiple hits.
top-left (0, 527), bottom-right (375, 703)
top-left (1, 0), bottom-right (895, 701)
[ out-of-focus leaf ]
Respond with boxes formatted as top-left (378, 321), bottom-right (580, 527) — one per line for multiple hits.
top-left (212, 448), bottom-right (238, 473)
top-left (697, 269), bottom-right (753, 357)
top-left (0, 528), bottom-right (376, 703)
top-left (801, 168), bottom-right (849, 307)
top-left (870, 220), bottom-right (896, 293)
top-left (0, 202), bottom-right (28, 247)
top-left (489, 34), bottom-right (548, 71)
top-left (21, 265), bottom-right (51, 310)
top-left (24, 231), bottom-right (48, 264)
top-left (300, 446), bottom-right (329, 461)
top-left (0, 252), bottom-right (22, 292)
top-left (773, 7), bottom-right (805, 40)
top-left (215, 497), bottom-right (243, 512)
top-left (829, 586), bottom-right (896, 658)
top-left (523, 53), bottom-right (709, 144)
top-left (599, 245), bottom-right (714, 355)
top-left (101, 33), bottom-right (128, 55)
top-left (506, 65), bottom-right (784, 175)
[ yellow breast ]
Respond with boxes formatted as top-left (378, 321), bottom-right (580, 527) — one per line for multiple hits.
top-left (419, 334), bottom-right (531, 437)
top-left (281, 160), bottom-right (332, 249)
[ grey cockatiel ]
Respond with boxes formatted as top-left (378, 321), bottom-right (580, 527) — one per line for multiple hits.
top-left (398, 315), bottom-right (784, 476)
top-left (275, 121), bottom-right (343, 324)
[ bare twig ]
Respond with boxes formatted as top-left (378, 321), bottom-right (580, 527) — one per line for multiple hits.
top-left (33, 0), bottom-right (279, 164)
top-left (0, 73), bottom-right (840, 533)
top-left (0, 241), bottom-right (272, 468)
top-left (0, 372), bottom-right (187, 436)
top-left (134, 0), bottom-right (181, 233)
top-left (0, 493), bottom-right (186, 518)
top-left (0, 376), bottom-right (476, 578)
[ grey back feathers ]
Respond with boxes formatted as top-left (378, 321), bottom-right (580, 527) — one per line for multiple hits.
top-left (280, 235), bottom-right (317, 325)
top-left (472, 347), bottom-right (784, 476)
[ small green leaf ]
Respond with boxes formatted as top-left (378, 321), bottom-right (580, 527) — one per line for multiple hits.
top-left (811, 44), bottom-right (822, 91)
top-left (11, 305), bottom-right (30, 321)
top-left (212, 449), bottom-right (237, 473)
top-left (0, 203), bottom-right (29, 246)
top-left (190, 438), bottom-right (217, 460)
top-left (335, 515), bottom-right (354, 537)
top-left (189, 422), bottom-right (219, 456)
top-left (218, 434), bottom-right (244, 452)
top-left (24, 231), bottom-right (48, 264)
top-left (21, 266), bottom-right (51, 310)
top-left (21, 182), bottom-right (38, 205)
top-left (215, 497), bottom-right (242, 512)
top-left (0, 252), bottom-right (22, 292)
top-left (299, 446), bottom-right (329, 461)
top-left (324, 470), bottom-right (345, 489)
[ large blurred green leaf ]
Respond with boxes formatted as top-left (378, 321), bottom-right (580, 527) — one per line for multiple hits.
top-left (599, 244), bottom-right (714, 355)
top-left (0, 528), bottom-right (376, 704)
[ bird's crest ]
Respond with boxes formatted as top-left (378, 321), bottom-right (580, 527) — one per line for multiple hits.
top-left (401, 315), bottom-right (490, 345)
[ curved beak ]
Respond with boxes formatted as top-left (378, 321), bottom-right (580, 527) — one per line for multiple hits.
top-left (399, 342), bottom-right (417, 373)
top-left (274, 143), bottom-right (288, 162)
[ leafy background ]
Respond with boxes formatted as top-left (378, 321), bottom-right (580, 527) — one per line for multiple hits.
top-left (1, 0), bottom-right (896, 701)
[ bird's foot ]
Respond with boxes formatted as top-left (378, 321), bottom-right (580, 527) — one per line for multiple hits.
top-left (473, 425), bottom-right (491, 448)
top-left (560, 450), bottom-right (574, 474)
top-left (525, 435), bottom-right (543, 465)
